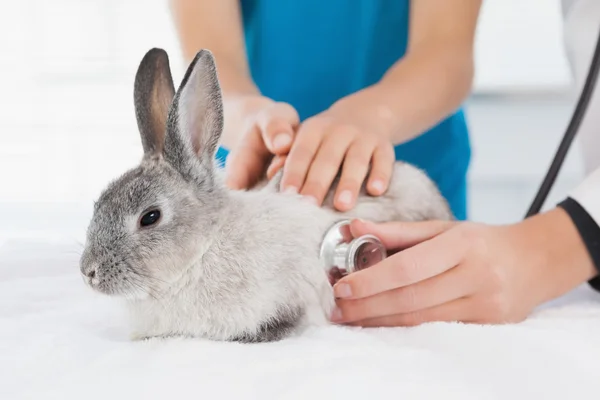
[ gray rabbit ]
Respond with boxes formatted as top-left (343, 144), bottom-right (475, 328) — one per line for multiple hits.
top-left (79, 48), bottom-right (453, 343)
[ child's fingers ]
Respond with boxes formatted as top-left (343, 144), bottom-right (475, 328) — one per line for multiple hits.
top-left (279, 118), bottom-right (325, 193)
top-left (333, 138), bottom-right (375, 211)
top-left (256, 102), bottom-right (299, 155)
top-left (225, 126), bottom-right (270, 190)
top-left (266, 155), bottom-right (286, 180)
top-left (299, 127), bottom-right (355, 205)
top-left (366, 143), bottom-right (395, 196)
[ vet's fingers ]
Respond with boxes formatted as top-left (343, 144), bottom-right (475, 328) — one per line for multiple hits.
top-left (333, 230), bottom-right (465, 299)
top-left (332, 263), bottom-right (469, 323)
top-left (332, 138), bottom-right (375, 211)
top-left (345, 297), bottom-right (475, 327)
top-left (266, 154), bottom-right (287, 180)
top-left (300, 128), bottom-right (354, 205)
top-left (225, 126), bottom-right (271, 190)
top-left (256, 102), bottom-right (299, 155)
top-left (366, 143), bottom-right (395, 196)
top-left (280, 118), bottom-right (325, 193)
top-left (348, 219), bottom-right (457, 250)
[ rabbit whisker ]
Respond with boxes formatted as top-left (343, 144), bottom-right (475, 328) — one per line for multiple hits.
top-left (123, 277), bottom-right (153, 300)
top-left (128, 270), bottom-right (167, 300)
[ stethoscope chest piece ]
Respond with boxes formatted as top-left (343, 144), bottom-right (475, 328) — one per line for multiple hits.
top-left (320, 219), bottom-right (387, 285)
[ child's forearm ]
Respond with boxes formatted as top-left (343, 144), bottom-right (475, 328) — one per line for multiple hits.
top-left (345, 0), bottom-right (482, 145)
top-left (169, 0), bottom-right (258, 97)
top-left (374, 44), bottom-right (476, 145)
top-left (170, 0), bottom-right (262, 148)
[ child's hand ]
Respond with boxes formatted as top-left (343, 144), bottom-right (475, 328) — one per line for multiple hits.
top-left (223, 95), bottom-right (299, 190)
top-left (274, 88), bottom-right (397, 211)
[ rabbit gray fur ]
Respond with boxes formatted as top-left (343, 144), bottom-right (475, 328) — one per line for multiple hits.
top-left (79, 48), bottom-right (452, 343)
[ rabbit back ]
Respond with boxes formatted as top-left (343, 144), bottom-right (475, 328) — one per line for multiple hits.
top-left (259, 161), bottom-right (453, 223)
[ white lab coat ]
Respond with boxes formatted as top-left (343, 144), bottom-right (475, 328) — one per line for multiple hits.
top-left (561, 0), bottom-right (600, 225)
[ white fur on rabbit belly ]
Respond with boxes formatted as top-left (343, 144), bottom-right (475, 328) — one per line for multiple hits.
top-left (78, 47), bottom-right (453, 344)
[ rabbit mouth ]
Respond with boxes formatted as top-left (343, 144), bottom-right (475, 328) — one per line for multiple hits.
top-left (82, 271), bottom-right (123, 296)
top-left (81, 261), bottom-right (150, 299)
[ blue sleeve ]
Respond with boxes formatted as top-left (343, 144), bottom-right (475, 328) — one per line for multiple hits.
top-left (215, 146), bottom-right (230, 169)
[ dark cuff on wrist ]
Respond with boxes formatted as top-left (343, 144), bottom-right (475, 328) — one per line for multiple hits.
top-left (557, 197), bottom-right (600, 291)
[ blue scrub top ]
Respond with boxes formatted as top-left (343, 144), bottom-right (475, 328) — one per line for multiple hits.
top-left (215, 0), bottom-right (471, 220)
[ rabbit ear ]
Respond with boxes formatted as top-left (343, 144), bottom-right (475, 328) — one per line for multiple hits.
top-left (133, 48), bottom-right (176, 157)
top-left (163, 49), bottom-right (224, 180)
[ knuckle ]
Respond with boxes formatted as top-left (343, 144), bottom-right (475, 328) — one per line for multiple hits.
top-left (331, 123), bottom-right (359, 139)
top-left (265, 118), bottom-right (291, 136)
top-left (255, 106), bottom-right (276, 124)
top-left (346, 143), bottom-right (373, 163)
top-left (300, 116), bottom-right (328, 135)
top-left (457, 223), bottom-right (488, 254)
top-left (346, 277), bottom-right (370, 299)
top-left (455, 222), bottom-right (476, 241)
top-left (274, 101), bottom-right (298, 117)
top-left (377, 137), bottom-right (393, 148)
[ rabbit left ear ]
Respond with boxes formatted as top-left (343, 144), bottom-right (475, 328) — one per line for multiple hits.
top-left (133, 48), bottom-right (176, 157)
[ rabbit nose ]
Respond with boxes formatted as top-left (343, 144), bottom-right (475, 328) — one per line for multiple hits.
top-left (81, 262), bottom-right (98, 281)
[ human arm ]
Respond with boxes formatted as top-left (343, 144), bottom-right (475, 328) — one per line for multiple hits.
top-left (328, 197), bottom-right (600, 326)
top-left (276, 0), bottom-right (482, 210)
top-left (169, 0), bottom-right (257, 100)
top-left (327, 0), bottom-right (600, 327)
top-left (328, 3), bottom-right (600, 326)
top-left (359, 0), bottom-right (482, 145)
top-left (169, 0), bottom-right (299, 188)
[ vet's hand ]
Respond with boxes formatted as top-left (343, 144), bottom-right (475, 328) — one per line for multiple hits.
top-left (270, 88), bottom-right (396, 212)
top-left (224, 95), bottom-right (299, 190)
top-left (329, 211), bottom-right (597, 326)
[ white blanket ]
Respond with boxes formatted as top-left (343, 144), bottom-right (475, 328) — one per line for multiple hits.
top-left (3, 236), bottom-right (600, 400)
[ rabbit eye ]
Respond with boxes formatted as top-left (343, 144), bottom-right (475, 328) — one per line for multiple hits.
top-left (140, 209), bottom-right (161, 227)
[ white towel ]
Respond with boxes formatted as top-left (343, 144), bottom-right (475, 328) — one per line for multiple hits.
top-left (3, 237), bottom-right (600, 400)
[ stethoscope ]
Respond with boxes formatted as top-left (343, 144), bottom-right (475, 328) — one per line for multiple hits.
top-left (320, 29), bottom-right (600, 280)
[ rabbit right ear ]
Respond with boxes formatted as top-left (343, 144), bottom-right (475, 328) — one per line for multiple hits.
top-left (133, 48), bottom-right (176, 157)
top-left (162, 49), bottom-right (224, 183)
